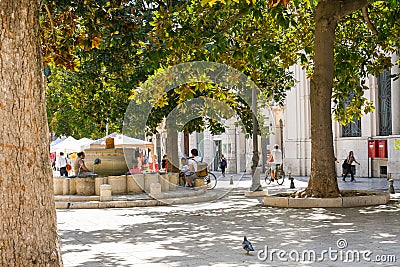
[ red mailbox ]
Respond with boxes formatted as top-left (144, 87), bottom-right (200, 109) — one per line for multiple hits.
top-left (377, 140), bottom-right (388, 158)
top-left (368, 140), bottom-right (378, 158)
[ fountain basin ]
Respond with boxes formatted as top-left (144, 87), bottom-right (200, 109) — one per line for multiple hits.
top-left (84, 148), bottom-right (136, 176)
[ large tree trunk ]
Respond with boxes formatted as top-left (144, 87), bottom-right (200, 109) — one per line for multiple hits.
top-left (0, 1), bottom-right (63, 266)
top-left (304, 0), bottom-right (368, 198)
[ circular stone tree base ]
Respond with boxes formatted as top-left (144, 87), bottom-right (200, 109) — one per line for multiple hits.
top-left (263, 190), bottom-right (390, 208)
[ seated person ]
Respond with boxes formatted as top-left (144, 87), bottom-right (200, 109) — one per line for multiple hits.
top-left (161, 155), bottom-right (168, 171)
top-left (73, 152), bottom-right (96, 177)
top-left (153, 155), bottom-right (159, 172)
top-left (184, 148), bottom-right (202, 187)
top-left (179, 157), bottom-right (190, 186)
top-left (141, 163), bottom-right (150, 172)
top-left (127, 160), bottom-right (141, 174)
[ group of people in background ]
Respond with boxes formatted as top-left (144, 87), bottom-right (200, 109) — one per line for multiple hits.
top-left (56, 152), bottom-right (70, 177)
top-left (136, 153), bottom-right (159, 172)
top-left (178, 150), bottom-right (227, 187)
top-left (179, 148), bottom-right (203, 187)
top-left (53, 151), bottom-right (95, 177)
top-left (127, 153), bottom-right (161, 174)
top-left (266, 145), bottom-right (361, 183)
top-left (53, 147), bottom-right (360, 182)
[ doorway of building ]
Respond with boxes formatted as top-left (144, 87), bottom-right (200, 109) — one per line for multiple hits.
top-left (214, 140), bottom-right (222, 171)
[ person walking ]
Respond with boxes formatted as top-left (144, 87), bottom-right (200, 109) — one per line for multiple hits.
top-left (56, 152), bottom-right (70, 177)
top-left (342, 150), bottom-right (360, 182)
top-left (219, 154), bottom-right (227, 177)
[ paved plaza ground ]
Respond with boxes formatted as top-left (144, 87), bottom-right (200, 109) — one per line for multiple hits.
top-left (57, 174), bottom-right (400, 266)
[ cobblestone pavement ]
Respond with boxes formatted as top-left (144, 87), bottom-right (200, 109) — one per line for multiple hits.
top-left (58, 174), bottom-right (400, 267)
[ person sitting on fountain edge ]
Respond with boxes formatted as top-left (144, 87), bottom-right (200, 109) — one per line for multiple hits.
top-left (73, 152), bottom-right (96, 177)
top-left (184, 148), bottom-right (203, 187)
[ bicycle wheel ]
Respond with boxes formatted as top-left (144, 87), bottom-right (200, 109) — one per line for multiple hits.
top-left (204, 172), bottom-right (217, 189)
top-left (276, 170), bottom-right (285, 185)
top-left (265, 169), bottom-right (272, 184)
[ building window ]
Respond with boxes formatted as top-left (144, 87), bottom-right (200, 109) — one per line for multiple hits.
top-left (342, 119), bottom-right (361, 137)
top-left (378, 69), bottom-right (392, 136)
top-left (342, 91), bottom-right (361, 137)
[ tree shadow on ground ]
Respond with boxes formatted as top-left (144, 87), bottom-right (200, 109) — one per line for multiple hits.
top-left (58, 191), bottom-right (400, 267)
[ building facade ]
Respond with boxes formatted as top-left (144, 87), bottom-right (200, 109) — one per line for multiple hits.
top-left (152, 54), bottom-right (399, 179)
top-left (284, 53), bottom-right (400, 179)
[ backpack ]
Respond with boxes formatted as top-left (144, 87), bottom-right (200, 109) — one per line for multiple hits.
top-left (220, 158), bottom-right (227, 167)
top-left (194, 159), bottom-right (208, 177)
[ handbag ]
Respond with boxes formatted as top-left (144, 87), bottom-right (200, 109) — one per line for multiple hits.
top-left (65, 157), bottom-right (72, 171)
top-left (66, 164), bottom-right (72, 172)
top-left (342, 160), bottom-right (350, 169)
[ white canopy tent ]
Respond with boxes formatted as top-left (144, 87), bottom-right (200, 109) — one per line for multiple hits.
top-left (50, 136), bottom-right (94, 154)
top-left (76, 138), bottom-right (95, 151)
top-left (50, 137), bottom-right (63, 147)
top-left (89, 132), bottom-right (153, 149)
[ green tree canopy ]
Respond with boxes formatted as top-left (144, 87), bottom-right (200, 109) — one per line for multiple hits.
top-left (43, 0), bottom-right (400, 139)
top-left (44, 0), bottom-right (296, 138)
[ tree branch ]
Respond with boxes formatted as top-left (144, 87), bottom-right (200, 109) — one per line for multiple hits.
top-left (361, 6), bottom-right (378, 35)
top-left (43, 4), bottom-right (55, 39)
top-left (339, 0), bottom-right (369, 18)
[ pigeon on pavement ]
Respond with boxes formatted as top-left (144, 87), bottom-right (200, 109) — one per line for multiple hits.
top-left (242, 236), bottom-right (254, 255)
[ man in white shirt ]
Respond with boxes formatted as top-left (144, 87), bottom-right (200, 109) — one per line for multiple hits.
top-left (56, 152), bottom-right (70, 177)
top-left (268, 144), bottom-right (283, 181)
top-left (185, 148), bottom-right (203, 187)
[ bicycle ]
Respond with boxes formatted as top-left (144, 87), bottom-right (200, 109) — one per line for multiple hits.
top-left (179, 170), bottom-right (217, 189)
top-left (201, 172), bottom-right (217, 189)
top-left (264, 163), bottom-right (285, 185)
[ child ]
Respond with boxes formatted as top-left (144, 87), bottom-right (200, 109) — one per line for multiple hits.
top-left (179, 157), bottom-right (190, 186)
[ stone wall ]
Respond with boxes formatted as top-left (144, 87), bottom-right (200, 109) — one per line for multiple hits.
top-left (53, 173), bottom-right (180, 196)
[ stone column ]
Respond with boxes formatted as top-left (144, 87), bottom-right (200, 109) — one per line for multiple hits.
top-left (62, 178), bottom-right (70, 195)
top-left (53, 178), bottom-right (64, 195)
top-left (168, 173), bottom-right (179, 190)
top-left (159, 173), bottom-right (169, 192)
top-left (75, 177), bottom-right (95, 196)
top-left (149, 183), bottom-right (162, 199)
top-left (100, 184), bottom-right (112, 201)
top-left (144, 173), bottom-right (160, 191)
top-left (95, 177), bottom-right (105, 195)
top-left (391, 52), bottom-right (400, 135)
top-left (127, 174), bottom-right (143, 193)
top-left (108, 175), bottom-right (127, 194)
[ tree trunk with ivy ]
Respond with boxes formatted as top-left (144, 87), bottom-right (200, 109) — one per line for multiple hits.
top-left (302, 0), bottom-right (368, 198)
top-left (0, 0), bottom-right (63, 265)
